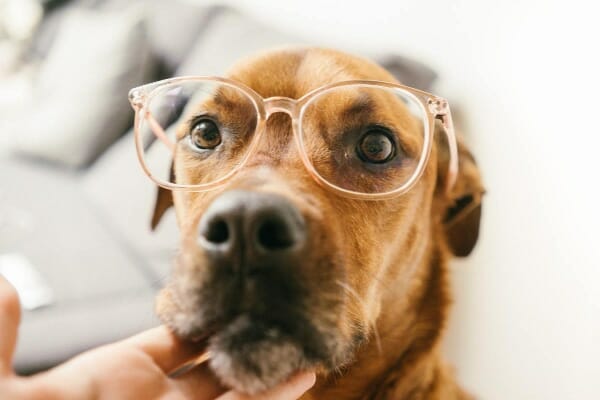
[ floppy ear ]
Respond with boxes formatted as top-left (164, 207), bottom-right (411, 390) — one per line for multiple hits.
top-left (150, 164), bottom-right (174, 231)
top-left (435, 121), bottom-right (485, 257)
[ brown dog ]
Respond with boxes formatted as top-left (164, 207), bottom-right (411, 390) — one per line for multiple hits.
top-left (150, 47), bottom-right (484, 399)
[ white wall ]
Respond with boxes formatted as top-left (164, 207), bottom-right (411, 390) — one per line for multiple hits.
top-left (190, 1), bottom-right (600, 398)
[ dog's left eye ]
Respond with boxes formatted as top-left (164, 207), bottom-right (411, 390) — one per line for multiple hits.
top-left (356, 128), bottom-right (396, 164)
top-left (190, 119), bottom-right (222, 150)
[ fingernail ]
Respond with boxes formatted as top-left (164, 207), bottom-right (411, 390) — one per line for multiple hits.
top-left (295, 371), bottom-right (316, 390)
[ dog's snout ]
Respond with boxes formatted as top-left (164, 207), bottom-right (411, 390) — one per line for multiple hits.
top-left (198, 190), bottom-right (306, 270)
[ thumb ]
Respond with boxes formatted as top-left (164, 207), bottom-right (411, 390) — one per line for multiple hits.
top-left (0, 275), bottom-right (21, 375)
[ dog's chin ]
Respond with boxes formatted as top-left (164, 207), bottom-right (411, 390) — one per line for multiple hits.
top-left (206, 314), bottom-right (317, 395)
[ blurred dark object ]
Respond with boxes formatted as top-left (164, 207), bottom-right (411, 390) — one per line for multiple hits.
top-left (379, 54), bottom-right (438, 92)
top-left (40, 0), bottom-right (73, 12)
top-left (0, 0), bottom-right (438, 374)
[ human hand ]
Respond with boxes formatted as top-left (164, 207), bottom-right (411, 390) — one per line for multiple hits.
top-left (0, 276), bottom-right (315, 400)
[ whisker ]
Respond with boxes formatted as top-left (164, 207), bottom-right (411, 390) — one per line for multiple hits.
top-left (335, 280), bottom-right (382, 356)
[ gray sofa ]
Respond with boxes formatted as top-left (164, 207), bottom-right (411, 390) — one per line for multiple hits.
top-left (0, 0), bottom-right (436, 373)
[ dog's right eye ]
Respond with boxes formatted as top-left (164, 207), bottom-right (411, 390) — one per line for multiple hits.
top-left (356, 128), bottom-right (396, 164)
top-left (189, 119), bottom-right (222, 150)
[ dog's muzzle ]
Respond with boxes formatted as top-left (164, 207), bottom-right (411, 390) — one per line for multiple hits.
top-left (162, 189), bottom-right (348, 394)
top-left (190, 190), bottom-right (333, 393)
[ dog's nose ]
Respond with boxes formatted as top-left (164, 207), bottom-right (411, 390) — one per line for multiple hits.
top-left (198, 190), bottom-right (306, 271)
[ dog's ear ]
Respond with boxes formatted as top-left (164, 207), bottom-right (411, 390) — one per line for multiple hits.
top-left (435, 121), bottom-right (485, 257)
top-left (150, 164), bottom-right (174, 230)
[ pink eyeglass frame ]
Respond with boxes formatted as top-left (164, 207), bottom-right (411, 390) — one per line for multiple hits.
top-left (128, 76), bottom-right (458, 200)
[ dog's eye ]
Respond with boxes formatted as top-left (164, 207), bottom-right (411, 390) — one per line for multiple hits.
top-left (190, 119), bottom-right (221, 150)
top-left (357, 129), bottom-right (395, 164)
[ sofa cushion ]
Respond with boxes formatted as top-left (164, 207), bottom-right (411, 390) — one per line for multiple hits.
top-left (0, 155), bottom-right (158, 373)
top-left (14, 290), bottom-right (158, 373)
top-left (28, 0), bottom-right (217, 74)
top-left (81, 131), bottom-right (179, 280)
top-left (15, 5), bottom-right (155, 168)
top-left (0, 156), bottom-right (153, 302)
top-left (145, 2), bottom-right (223, 73)
top-left (176, 7), bottom-right (303, 77)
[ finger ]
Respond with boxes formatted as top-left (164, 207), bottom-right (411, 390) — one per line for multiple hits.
top-left (0, 275), bottom-right (21, 374)
top-left (171, 363), bottom-right (226, 399)
top-left (217, 371), bottom-right (316, 400)
top-left (122, 325), bottom-right (207, 373)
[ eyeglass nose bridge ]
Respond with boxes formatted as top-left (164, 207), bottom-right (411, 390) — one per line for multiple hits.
top-left (263, 96), bottom-right (299, 118)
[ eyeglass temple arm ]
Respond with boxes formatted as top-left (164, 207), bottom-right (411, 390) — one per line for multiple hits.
top-left (145, 110), bottom-right (175, 153)
top-left (432, 99), bottom-right (459, 196)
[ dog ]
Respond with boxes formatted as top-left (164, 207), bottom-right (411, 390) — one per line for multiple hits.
top-left (149, 47), bottom-right (484, 399)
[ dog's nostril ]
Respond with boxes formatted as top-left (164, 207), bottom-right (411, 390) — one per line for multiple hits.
top-left (257, 218), bottom-right (295, 250)
top-left (205, 219), bottom-right (229, 244)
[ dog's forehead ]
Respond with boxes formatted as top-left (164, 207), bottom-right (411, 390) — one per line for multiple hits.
top-left (226, 47), bottom-right (398, 99)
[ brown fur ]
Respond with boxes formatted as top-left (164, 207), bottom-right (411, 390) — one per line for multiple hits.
top-left (153, 47), bottom-right (484, 399)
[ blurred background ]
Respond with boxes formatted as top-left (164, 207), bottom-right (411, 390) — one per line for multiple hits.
top-left (0, 0), bottom-right (598, 399)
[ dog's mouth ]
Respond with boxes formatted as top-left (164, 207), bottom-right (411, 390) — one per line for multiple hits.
top-left (162, 266), bottom-right (341, 394)
top-left (171, 302), bottom-right (333, 394)
top-left (204, 312), bottom-right (325, 394)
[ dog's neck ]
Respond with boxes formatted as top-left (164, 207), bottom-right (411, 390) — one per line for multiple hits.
top-left (305, 236), bottom-right (469, 400)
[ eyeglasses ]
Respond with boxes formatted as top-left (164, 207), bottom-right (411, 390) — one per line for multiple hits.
top-left (128, 77), bottom-right (458, 200)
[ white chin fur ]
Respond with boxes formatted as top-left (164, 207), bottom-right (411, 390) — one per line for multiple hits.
top-left (208, 338), bottom-right (307, 395)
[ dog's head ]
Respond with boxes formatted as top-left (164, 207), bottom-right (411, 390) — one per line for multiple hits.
top-left (152, 48), bottom-right (484, 394)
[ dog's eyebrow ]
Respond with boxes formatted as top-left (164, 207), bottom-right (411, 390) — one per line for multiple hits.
top-left (212, 91), bottom-right (230, 106)
top-left (212, 89), bottom-right (245, 109)
top-left (341, 94), bottom-right (374, 119)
